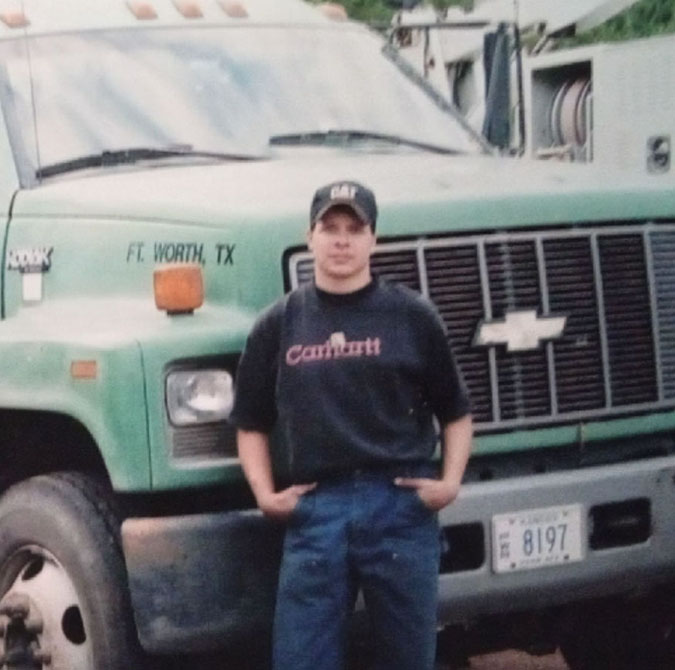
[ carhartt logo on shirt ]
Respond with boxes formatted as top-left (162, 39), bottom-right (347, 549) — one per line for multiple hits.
top-left (286, 334), bottom-right (381, 366)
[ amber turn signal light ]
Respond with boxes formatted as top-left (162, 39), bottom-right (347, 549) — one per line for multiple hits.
top-left (70, 360), bottom-right (98, 380)
top-left (154, 264), bottom-right (204, 315)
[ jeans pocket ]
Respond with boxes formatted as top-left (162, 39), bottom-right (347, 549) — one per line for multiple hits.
top-left (413, 490), bottom-right (435, 514)
top-left (397, 487), bottom-right (435, 525)
top-left (289, 490), bottom-right (315, 525)
top-left (411, 490), bottom-right (437, 516)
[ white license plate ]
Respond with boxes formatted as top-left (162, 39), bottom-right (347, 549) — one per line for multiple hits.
top-left (491, 504), bottom-right (584, 574)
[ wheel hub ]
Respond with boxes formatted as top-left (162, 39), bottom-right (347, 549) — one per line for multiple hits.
top-left (0, 592), bottom-right (49, 669)
top-left (0, 549), bottom-right (92, 670)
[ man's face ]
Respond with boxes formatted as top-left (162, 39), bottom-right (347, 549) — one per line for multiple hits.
top-left (307, 206), bottom-right (376, 292)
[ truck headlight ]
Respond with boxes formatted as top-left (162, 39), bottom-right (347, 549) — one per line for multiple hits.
top-left (166, 370), bottom-right (234, 426)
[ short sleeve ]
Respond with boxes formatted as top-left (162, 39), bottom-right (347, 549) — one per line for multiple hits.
top-left (229, 300), bottom-right (284, 433)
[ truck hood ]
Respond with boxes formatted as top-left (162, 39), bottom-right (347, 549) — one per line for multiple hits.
top-left (12, 150), bottom-right (672, 233)
top-left (8, 150), bottom-right (672, 317)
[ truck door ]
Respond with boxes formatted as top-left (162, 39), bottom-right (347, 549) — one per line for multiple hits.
top-left (0, 42), bottom-right (37, 319)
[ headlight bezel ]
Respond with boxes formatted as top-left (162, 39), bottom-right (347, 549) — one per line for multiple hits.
top-left (165, 368), bottom-right (235, 427)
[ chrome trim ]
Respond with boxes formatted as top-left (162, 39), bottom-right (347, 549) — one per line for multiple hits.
top-left (477, 239), bottom-right (500, 423)
top-left (536, 236), bottom-right (559, 416)
top-left (590, 232), bottom-right (612, 409)
top-left (416, 241), bottom-right (430, 299)
top-left (645, 225), bottom-right (665, 402)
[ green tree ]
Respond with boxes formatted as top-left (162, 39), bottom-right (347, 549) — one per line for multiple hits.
top-left (307, 0), bottom-right (392, 23)
top-left (566, 0), bottom-right (675, 45)
top-left (309, 0), bottom-right (674, 41)
top-left (307, 0), bottom-right (468, 24)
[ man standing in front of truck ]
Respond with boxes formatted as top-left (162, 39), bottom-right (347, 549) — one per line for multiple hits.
top-left (231, 180), bottom-right (473, 670)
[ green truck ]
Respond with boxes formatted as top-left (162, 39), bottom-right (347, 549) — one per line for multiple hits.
top-left (0, 1), bottom-right (673, 668)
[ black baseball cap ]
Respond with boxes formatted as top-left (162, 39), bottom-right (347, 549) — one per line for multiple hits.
top-left (310, 180), bottom-right (377, 230)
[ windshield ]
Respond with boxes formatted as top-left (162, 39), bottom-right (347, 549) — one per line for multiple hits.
top-left (0, 25), bottom-right (479, 184)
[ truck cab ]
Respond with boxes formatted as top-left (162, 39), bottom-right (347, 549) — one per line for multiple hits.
top-left (0, 2), bottom-right (673, 669)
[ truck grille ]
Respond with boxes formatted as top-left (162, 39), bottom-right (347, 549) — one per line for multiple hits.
top-left (171, 423), bottom-right (237, 461)
top-left (288, 222), bottom-right (675, 430)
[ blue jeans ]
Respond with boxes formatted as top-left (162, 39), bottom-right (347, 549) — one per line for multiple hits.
top-left (273, 465), bottom-right (441, 670)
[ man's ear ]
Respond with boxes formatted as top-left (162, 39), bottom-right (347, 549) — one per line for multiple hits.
top-left (306, 227), bottom-right (314, 251)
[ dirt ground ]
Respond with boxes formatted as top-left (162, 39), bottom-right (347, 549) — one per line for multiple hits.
top-left (171, 647), bottom-right (570, 669)
top-left (465, 649), bottom-right (569, 670)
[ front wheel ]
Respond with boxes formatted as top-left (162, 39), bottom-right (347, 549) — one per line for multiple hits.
top-left (0, 472), bottom-right (144, 670)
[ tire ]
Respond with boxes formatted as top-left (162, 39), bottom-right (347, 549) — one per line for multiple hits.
top-left (0, 472), bottom-right (144, 670)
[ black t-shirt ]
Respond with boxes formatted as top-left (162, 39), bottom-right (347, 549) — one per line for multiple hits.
top-left (230, 278), bottom-right (471, 483)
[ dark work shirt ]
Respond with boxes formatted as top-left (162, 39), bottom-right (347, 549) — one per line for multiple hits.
top-left (230, 278), bottom-right (471, 483)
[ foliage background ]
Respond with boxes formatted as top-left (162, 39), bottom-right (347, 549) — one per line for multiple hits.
top-left (563, 0), bottom-right (675, 45)
top-left (309, 0), bottom-right (675, 43)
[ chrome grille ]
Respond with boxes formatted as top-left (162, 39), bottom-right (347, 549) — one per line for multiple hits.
top-left (426, 245), bottom-right (491, 420)
top-left (486, 240), bottom-right (551, 420)
top-left (543, 237), bottom-right (604, 414)
top-left (652, 231), bottom-right (675, 399)
top-left (288, 223), bottom-right (675, 430)
top-left (598, 235), bottom-right (657, 405)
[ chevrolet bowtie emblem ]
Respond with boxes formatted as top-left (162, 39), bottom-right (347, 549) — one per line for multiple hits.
top-left (474, 310), bottom-right (567, 352)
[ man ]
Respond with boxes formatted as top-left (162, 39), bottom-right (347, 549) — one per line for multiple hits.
top-left (230, 180), bottom-right (473, 670)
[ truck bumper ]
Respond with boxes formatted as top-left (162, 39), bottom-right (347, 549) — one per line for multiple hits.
top-left (122, 455), bottom-right (675, 654)
top-left (437, 454), bottom-right (675, 624)
top-left (121, 510), bottom-right (284, 654)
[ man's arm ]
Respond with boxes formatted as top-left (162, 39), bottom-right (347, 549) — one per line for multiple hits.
top-left (395, 413), bottom-right (473, 511)
top-left (438, 412), bottom-right (473, 503)
top-left (238, 429), bottom-right (316, 521)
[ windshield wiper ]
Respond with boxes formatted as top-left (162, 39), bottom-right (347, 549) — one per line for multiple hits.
top-left (269, 130), bottom-right (460, 155)
top-left (35, 145), bottom-right (264, 180)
